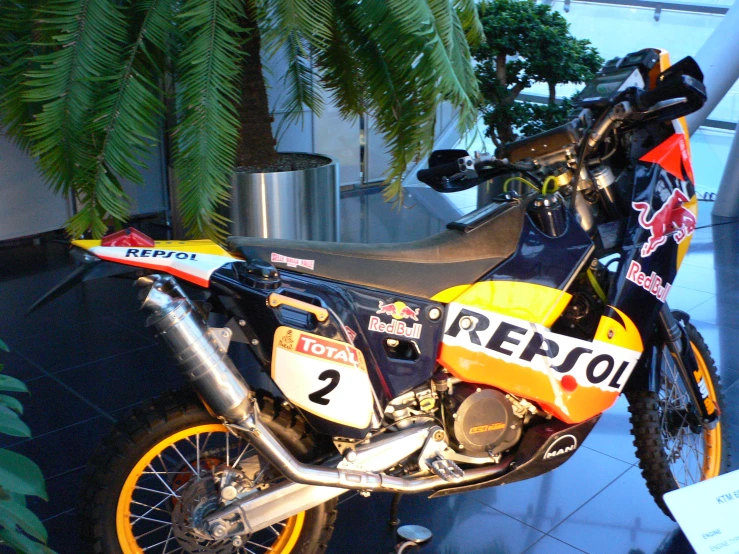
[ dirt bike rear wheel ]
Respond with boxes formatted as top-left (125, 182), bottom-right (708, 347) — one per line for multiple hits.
top-left (626, 321), bottom-right (730, 518)
top-left (80, 389), bottom-right (337, 554)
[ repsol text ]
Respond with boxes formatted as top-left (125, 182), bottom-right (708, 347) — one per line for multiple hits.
top-left (444, 306), bottom-right (638, 391)
top-left (124, 249), bottom-right (197, 260)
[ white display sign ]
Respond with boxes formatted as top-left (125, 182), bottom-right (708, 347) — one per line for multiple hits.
top-left (664, 469), bottom-right (739, 554)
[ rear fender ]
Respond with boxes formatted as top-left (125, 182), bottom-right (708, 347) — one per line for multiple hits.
top-left (29, 228), bottom-right (239, 313)
top-left (72, 237), bottom-right (239, 288)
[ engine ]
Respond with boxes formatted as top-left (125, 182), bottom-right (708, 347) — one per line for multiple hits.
top-left (443, 384), bottom-right (523, 457)
top-left (384, 379), bottom-right (542, 461)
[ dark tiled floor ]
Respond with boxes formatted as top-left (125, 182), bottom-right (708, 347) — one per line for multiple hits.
top-left (0, 196), bottom-right (737, 553)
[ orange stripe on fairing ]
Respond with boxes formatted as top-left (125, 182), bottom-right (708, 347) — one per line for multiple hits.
top-left (91, 253), bottom-right (211, 288)
top-left (437, 343), bottom-right (618, 423)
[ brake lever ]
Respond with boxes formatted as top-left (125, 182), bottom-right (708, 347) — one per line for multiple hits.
top-left (643, 97), bottom-right (688, 114)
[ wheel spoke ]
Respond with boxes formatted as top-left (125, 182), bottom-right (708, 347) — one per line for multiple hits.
top-left (135, 523), bottom-right (172, 541)
top-left (135, 486), bottom-right (176, 497)
top-left (131, 498), bottom-right (172, 517)
top-left (146, 464), bottom-right (181, 498)
top-left (170, 444), bottom-right (198, 478)
top-left (131, 514), bottom-right (173, 526)
top-left (245, 539), bottom-right (272, 550)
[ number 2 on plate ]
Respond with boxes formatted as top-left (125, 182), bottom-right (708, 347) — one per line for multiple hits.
top-left (308, 370), bottom-right (341, 406)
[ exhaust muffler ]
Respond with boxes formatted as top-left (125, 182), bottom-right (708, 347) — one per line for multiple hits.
top-left (139, 275), bottom-right (252, 423)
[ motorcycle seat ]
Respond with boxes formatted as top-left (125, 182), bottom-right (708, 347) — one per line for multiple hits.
top-left (227, 202), bottom-right (524, 299)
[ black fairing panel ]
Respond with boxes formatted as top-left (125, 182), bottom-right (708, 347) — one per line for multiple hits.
top-left (610, 159), bottom-right (696, 337)
top-left (213, 265), bottom-right (445, 438)
top-left (429, 415), bottom-right (600, 498)
top-left (484, 209), bottom-right (593, 290)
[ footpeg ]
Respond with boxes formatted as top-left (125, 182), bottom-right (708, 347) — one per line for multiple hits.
top-left (429, 457), bottom-right (464, 482)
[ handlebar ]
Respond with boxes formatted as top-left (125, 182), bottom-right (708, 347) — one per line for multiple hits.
top-left (416, 162), bottom-right (461, 185)
top-left (633, 74), bottom-right (706, 113)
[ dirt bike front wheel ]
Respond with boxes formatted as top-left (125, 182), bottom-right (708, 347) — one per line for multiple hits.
top-left (626, 321), bottom-right (731, 518)
top-left (80, 389), bottom-right (337, 554)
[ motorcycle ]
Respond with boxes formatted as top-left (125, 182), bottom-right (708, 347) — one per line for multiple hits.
top-left (32, 48), bottom-right (730, 553)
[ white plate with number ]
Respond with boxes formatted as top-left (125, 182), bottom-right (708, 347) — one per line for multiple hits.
top-left (271, 327), bottom-right (374, 430)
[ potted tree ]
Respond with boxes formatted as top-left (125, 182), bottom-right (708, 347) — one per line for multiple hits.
top-left (0, 0), bottom-right (483, 241)
top-left (472, 0), bottom-right (601, 204)
top-left (474, 0), bottom-right (602, 147)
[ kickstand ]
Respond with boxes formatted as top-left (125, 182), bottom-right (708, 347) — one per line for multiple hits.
top-left (388, 493), bottom-right (403, 528)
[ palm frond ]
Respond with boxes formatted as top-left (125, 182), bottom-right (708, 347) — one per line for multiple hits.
top-left (332, 0), bottom-right (480, 201)
top-left (453, 0), bottom-right (484, 47)
top-left (76, 0), bottom-right (174, 236)
top-left (263, 0), bottom-right (334, 52)
top-left (0, 1), bottom-right (44, 149)
top-left (262, 0), bottom-right (333, 125)
top-left (313, 9), bottom-right (366, 119)
top-left (275, 31), bottom-right (323, 132)
top-left (172, 0), bottom-right (246, 241)
top-left (23, 0), bottom-right (127, 202)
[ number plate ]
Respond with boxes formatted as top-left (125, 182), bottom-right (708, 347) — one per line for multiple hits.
top-left (271, 327), bottom-right (374, 430)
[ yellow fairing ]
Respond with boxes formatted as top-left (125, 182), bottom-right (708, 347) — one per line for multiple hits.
top-left (677, 195), bottom-right (698, 269)
top-left (433, 281), bottom-right (572, 327)
top-left (594, 307), bottom-right (644, 353)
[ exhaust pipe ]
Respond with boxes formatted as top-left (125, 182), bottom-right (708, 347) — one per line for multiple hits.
top-left (138, 275), bottom-right (510, 530)
top-left (139, 275), bottom-right (252, 423)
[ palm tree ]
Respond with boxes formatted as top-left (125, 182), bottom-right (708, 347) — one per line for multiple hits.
top-left (0, 0), bottom-right (482, 241)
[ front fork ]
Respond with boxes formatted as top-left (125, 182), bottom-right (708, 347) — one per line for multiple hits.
top-left (657, 305), bottom-right (719, 430)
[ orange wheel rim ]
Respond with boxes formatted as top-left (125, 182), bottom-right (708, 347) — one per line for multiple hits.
top-left (116, 423), bottom-right (304, 553)
top-left (691, 342), bottom-right (722, 480)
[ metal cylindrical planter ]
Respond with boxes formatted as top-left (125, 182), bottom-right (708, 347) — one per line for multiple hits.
top-left (228, 154), bottom-right (340, 241)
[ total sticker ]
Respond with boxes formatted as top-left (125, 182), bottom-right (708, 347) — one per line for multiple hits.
top-left (271, 327), bottom-right (374, 429)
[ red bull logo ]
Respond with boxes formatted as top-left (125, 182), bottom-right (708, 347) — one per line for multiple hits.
top-left (632, 189), bottom-right (696, 258)
top-left (368, 317), bottom-right (422, 339)
top-left (376, 301), bottom-right (420, 321)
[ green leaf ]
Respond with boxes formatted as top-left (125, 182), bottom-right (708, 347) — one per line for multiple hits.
top-left (0, 395), bottom-right (24, 416)
top-left (0, 527), bottom-right (55, 554)
top-left (2, 0), bottom-right (484, 239)
top-left (173, 0), bottom-right (246, 241)
top-left (0, 340), bottom-right (8, 353)
top-left (0, 408), bottom-right (31, 439)
top-left (0, 450), bottom-right (47, 500)
top-left (0, 499), bottom-right (48, 542)
top-left (0, 376), bottom-right (28, 394)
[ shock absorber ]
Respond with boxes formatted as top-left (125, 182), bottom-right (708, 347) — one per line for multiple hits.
top-left (658, 305), bottom-right (718, 428)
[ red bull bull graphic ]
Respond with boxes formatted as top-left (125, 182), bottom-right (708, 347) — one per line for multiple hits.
top-left (632, 189), bottom-right (696, 258)
top-left (376, 301), bottom-right (420, 321)
top-left (371, 300), bottom-right (423, 338)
